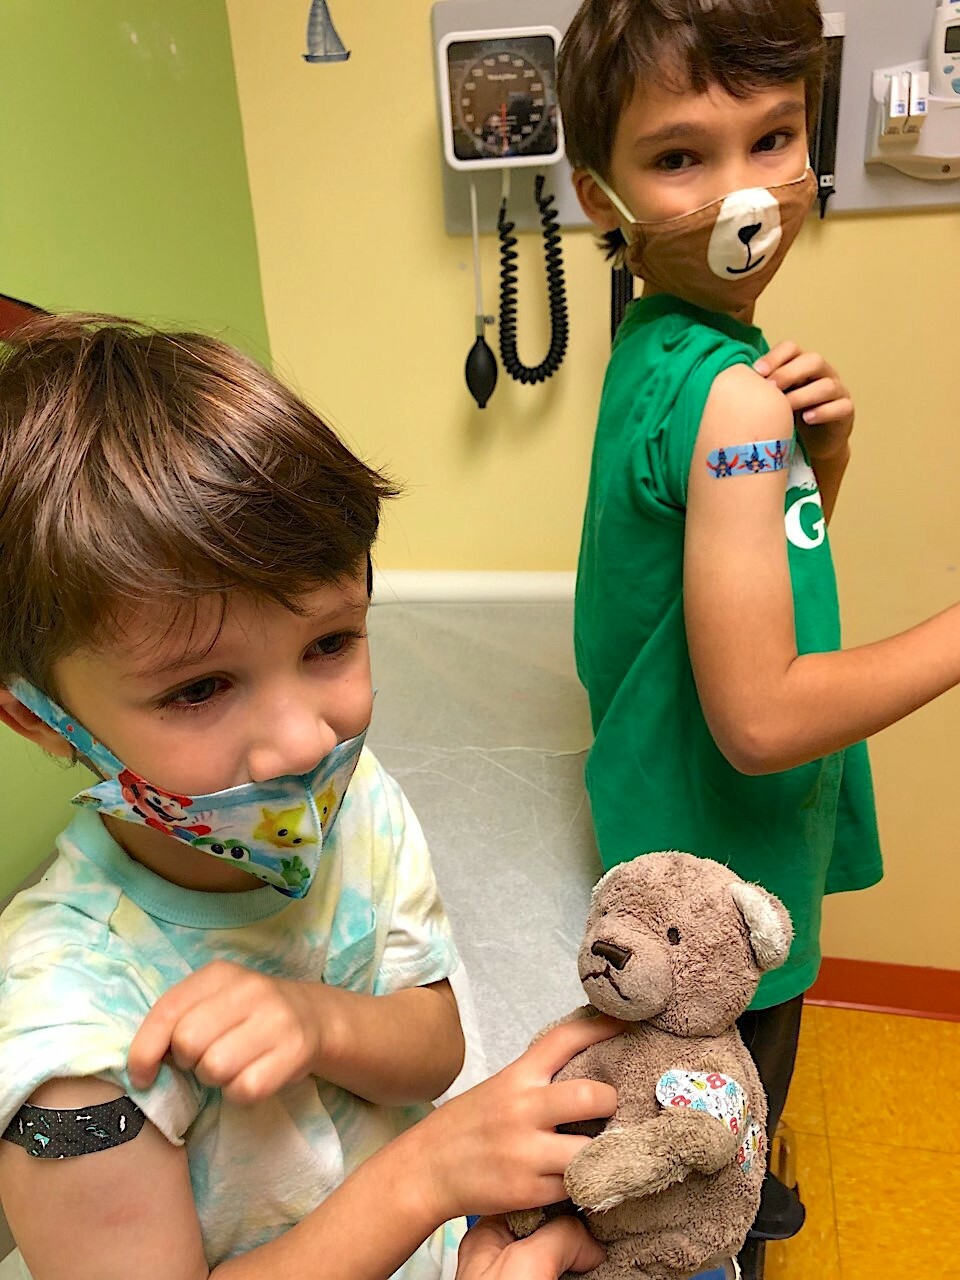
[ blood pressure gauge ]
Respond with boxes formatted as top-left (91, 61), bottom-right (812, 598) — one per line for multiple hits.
top-left (437, 27), bottom-right (564, 171)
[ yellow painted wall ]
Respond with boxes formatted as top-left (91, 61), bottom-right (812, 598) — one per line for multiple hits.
top-left (226, 2), bottom-right (959, 971)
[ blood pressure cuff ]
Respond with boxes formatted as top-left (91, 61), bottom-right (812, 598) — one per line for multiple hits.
top-left (1, 1096), bottom-right (146, 1159)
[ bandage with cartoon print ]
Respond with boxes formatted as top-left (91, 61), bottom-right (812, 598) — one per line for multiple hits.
top-left (8, 677), bottom-right (365, 899)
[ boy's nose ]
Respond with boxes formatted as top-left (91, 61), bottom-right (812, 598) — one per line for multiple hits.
top-left (718, 161), bottom-right (764, 202)
top-left (247, 712), bottom-right (338, 782)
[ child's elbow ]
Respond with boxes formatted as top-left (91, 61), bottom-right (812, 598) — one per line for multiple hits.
top-left (436, 1023), bottom-right (466, 1098)
top-left (715, 718), bottom-right (792, 777)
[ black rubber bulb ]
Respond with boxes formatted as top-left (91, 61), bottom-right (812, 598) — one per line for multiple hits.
top-left (465, 335), bottom-right (498, 409)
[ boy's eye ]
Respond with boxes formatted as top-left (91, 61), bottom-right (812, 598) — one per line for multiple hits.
top-left (164, 677), bottom-right (223, 708)
top-left (753, 130), bottom-right (793, 154)
top-left (656, 151), bottom-right (697, 173)
top-left (307, 630), bottom-right (364, 660)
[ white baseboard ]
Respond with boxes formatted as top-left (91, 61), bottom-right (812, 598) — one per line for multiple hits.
top-left (372, 570), bottom-right (575, 604)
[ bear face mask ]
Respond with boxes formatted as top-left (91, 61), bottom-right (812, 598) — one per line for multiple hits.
top-left (8, 676), bottom-right (365, 900)
top-left (591, 167), bottom-right (817, 321)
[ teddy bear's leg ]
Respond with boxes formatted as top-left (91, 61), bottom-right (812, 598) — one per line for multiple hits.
top-left (643, 1228), bottom-right (718, 1275)
top-left (565, 1112), bottom-right (738, 1212)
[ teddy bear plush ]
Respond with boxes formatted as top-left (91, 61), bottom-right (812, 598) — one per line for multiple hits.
top-left (507, 851), bottom-right (792, 1280)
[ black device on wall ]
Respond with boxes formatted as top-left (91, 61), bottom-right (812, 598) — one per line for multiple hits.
top-left (811, 15), bottom-right (845, 217)
top-left (436, 25), bottom-right (570, 408)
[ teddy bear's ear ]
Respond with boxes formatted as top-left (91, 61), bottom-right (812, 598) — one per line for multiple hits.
top-left (589, 861), bottom-right (627, 904)
top-left (730, 882), bottom-right (793, 972)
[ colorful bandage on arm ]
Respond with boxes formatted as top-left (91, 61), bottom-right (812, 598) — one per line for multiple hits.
top-left (706, 439), bottom-right (791, 478)
top-left (2, 1097), bottom-right (146, 1159)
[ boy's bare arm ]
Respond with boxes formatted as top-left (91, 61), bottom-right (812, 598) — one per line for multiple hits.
top-left (684, 363), bottom-right (960, 775)
top-left (0, 1019), bottom-right (619, 1280)
top-left (128, 962), bottom-right (464, 1107)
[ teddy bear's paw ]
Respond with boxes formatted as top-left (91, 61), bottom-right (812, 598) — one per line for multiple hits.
top-left (577, 1118), bottom-right (698, 1209)
top-left (564, 1127), bottom-right (669, 1211)
top-left (505, 1207), bottom-right (546, 1239)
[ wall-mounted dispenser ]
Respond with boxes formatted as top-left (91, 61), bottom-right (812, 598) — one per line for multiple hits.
top-left (865, 0), bottom-right (960, 180)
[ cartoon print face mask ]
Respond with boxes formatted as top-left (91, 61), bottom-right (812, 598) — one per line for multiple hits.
top-left (8, 677), bottom-right (365, 899)
top-left (590, 167), bottom-right (817, 321)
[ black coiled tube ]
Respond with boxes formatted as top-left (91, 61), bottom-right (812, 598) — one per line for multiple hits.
top-left (497, 175), bottom-right (569, 384)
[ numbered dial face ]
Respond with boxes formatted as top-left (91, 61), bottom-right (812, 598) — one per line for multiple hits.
top-left (446, 34), bottom-right (559, 163)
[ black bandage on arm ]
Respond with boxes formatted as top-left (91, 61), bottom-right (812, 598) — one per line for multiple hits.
top-left (2, 1096), bottom-right (146, 1159)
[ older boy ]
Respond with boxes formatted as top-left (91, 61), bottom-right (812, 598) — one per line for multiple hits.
top-left (558, 0), bottom-right (960, 1273)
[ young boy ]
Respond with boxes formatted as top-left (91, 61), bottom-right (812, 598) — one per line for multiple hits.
top-left (558, 0), bottom-right (960, 1271)
top-left (0, 315), bottom-right (619, 1280)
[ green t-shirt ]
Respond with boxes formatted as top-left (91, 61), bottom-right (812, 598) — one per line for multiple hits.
top-left (574, 294), bottom-right (882, 1009)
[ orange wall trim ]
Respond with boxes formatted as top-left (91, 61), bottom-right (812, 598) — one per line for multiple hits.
top-left (0, 292), bottom-right (43, 340)
top-left (807, 957), bottom-right (960, 1022)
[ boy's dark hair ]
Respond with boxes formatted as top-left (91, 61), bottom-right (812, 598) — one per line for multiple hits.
top-left (0, 314), bottom-right (399, 692)
top-left (558, 0), bottom-right (824, 254)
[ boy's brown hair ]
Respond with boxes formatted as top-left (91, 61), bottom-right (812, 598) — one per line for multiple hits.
top-left (0, 314), bottom-right (399, 692)
top-left (558, 0), bottom-right (825, 178)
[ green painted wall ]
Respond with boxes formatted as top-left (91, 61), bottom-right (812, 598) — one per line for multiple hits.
top-left (0, 0), bottom-right (269, 898)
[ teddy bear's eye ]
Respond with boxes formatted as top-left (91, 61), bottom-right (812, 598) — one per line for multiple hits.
top-left (667, 927), bottom-right (681, 945)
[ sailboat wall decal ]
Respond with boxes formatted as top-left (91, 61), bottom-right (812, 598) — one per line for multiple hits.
top-left (303, 0), bottom-right (350, 64)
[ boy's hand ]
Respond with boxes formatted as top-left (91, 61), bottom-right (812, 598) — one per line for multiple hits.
top-left (419, 1014), bottom-right (621, 1224)
top-left (128, 960), bottom-right (323, 1105)
top-left (456, 1216), bottom-right (604, 1278)
top-left (754, 341), bottom-right (854, 461)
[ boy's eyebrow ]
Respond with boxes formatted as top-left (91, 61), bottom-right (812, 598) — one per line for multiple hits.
top-left (127, 598), bottom-right (370, 682)
top-left (632, 99), bottom-right (806, 150)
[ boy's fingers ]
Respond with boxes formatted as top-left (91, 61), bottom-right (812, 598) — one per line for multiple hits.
top-left (756, 349), bottom-right (833, 395)
top-left (128, 1001), bottom-right (193, 1087)
top-left (517, 1216), bottom-right (606, 1274)
top-left (210, 1032), bottom-right (311, 1104)
top-left (527, 1014), bottom-right (623, 1077)
top-left (759, 357), bottom-right (817, 392)
top-left (542, 1077), bottom-right (618, 1128)
top-left (459, 1217), bottom-right (605, 1277)
top-left (457, 1215), bottom-right (516, 1267)
top-left (784, 378), bottom-right (847, 414)
top-left (192, 1020), bottom-right (273, 1092)
top-left (128, 962), bottom-right (257, 1086)
top-left (753, 340), bottom-right (801, 375)
top-left (129, 989), bottom-right (231, 1086)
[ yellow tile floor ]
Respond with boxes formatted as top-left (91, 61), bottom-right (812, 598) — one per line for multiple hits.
top-left (766, 1004), bottom-right (960, 1280)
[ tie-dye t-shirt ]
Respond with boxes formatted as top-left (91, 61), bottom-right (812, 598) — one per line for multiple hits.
top-left (0, 748), bottom-right (463, 1279)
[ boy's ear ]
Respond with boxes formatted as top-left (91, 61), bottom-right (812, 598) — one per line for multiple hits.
top-left (0, 687), bottom-right (73, 759)
top-left (571, 168), bottom-right (623, 234)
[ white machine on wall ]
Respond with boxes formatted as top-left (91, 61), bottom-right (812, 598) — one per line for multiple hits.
top-left (434, 6), bottom-right (576, 408)
top-left (865, 0), bottom-right (960, 180)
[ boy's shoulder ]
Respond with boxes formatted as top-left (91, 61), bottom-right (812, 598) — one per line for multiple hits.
top-left (600, 296), bottom-right (767, 447)
top-left (0, 819), bottom-right (123, 966)
top-left (613, 294), bottom-right (766, 365)
top-left (331, 745), bottom-right (431, 884)
top-left (336, 745), bottom-right (407, 839)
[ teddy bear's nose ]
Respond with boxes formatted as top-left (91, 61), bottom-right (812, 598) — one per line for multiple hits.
top-left (591, 940), bottom-right (631, 971)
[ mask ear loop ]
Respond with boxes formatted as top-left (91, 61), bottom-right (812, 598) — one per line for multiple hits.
top-left (7, 676), bottom-right (125, 779)
top-left (588, 169), bottom-right (638, 227)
